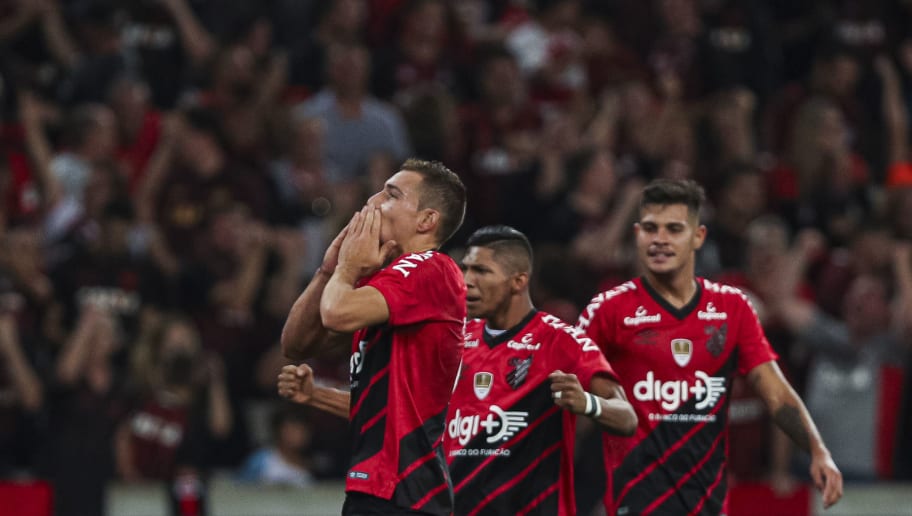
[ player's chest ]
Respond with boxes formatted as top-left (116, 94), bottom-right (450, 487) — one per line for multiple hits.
top-left (456, 343), bottom-right (551, 408)
top-left (614, 312), bottom-right (732, 374)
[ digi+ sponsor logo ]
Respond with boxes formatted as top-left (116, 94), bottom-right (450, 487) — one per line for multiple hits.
top-left (448, 405), bottom-right (529, 445)
top-left (624, 306), bottom-right (662, 326)
top-left (633, 370), bottom-right (726, 411)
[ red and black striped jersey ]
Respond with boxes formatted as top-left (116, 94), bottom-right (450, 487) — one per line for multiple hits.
top-left (346, 251), bottom-right (466, 515)
top-left (578, 277), bottom-right (777, 516)
top-left (446, 310), bottom-right (617, 515)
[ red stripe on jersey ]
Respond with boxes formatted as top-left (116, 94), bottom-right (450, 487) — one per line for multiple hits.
top-left (467, 441), bottom-right (563, 516)
top-left (687, 456), bottom-right (727, 516)
top-left (360, 407), bottom-right (387, 435)
top-left (453, 405), bottom-right (561, 492)
top-left (516, 481), bottom-right (560, 515)
top-left (616, 399), bottom-right (727, 505)
top-left (350, 365), bottom-right (390, 417)
top-left (642, 429), bottom-right (725, 514)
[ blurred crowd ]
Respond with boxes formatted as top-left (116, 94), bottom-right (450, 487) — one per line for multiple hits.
top-left (1, 0), bottom-right (912, 513)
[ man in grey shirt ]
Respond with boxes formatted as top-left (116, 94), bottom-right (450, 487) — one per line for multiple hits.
top-left (773, 273), bottom-right (909, 480)
top-left (294, 41), bottom-right (411, 184)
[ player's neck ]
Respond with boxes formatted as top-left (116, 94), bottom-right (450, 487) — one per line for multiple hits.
top-left (398, 235), bottom-right (439, 255)
top-left (488, 296), bottom-right (535, 331)
top-left (643, 272), bottom-right (698, 309)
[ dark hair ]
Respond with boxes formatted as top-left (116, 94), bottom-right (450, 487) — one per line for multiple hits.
top-left (466, 225), bottom-right (533, 273)
top-left (640, 178), bottom-right (706, 220)
top-left (401, 158), bottom-right (466, 245)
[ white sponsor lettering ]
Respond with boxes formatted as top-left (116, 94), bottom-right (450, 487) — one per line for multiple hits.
top-left (447, 405), bottom-right (529, 446)
top-left (449, 448), bottom-right (512, 457)
top-left (633, 370), bottom-right (726, 411)
top-left (465, 339), bottom-right (479, 348)
top-left (577, 281), bottom-right (637, 329)
top-left (541, 314), bottom-right (600, 352)
top-left (624, 306), bottom-right (662, 326)
top-left (349, 340), bottom-right (368, 387)
top-left (698, 302), bottom-right (728, 321)
top-left (391, 251), bottom-right (436, 277)
top-left (507, 340), bottom-right (540, 351)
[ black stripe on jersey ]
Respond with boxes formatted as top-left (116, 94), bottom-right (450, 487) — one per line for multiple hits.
top-left (470, 443), bottom-right (562, 516)
top-left (392, 407), bottom-right (453, 514)
top-left (517, 486), bottom-right (559, 516)
top-left (349, 328), bottom-right (393, 468)
top-left (613, 354), bottom-right (737, 515)
top-left (451, 382), bottom-right (564, 515)
top-left (649, 433), bottom-right (727, 515)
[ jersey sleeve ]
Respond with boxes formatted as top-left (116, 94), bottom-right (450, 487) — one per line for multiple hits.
top-left (576, 292), bottom-right (617, 354)
top-left (733, 293), bottom-right (779, 375)
top-left (554, 327), bottom-right (619, 390)
top-left (367, 255), bottom-right (461, 327)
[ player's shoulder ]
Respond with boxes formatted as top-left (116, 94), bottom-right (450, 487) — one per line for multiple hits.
top-left (699, 277), bottom-right (756, 312)
top-left (386, 250), bottom-right (460, 280)
top-left (585, 279), bottom-right (640, 307)
top-left (578, 280), bottom-right (640, 325)
top-left (700, 278), bottom-right (750, 301)
top-left (464, 318), bottom-right (485, 339)
top-left (533, 312), bottom-right (601, 353)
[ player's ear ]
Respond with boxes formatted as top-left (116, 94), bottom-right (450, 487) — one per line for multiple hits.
top-left (417, 208), bottom-right (440, 235)
top-left (511, 271), bottom-right (529, 293)
top-left (693, 224), bottom-right (707, 250)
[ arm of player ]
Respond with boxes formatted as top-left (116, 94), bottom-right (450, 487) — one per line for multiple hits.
top-left (281, 224), bottom-right (352, 360)
top-left (321, 207), bottom-right (397, 333)
top-left (548, 370), bottom-right (637, 436)
top-left (277, 364), bottom-right (350, 419)
top-left (748, 361), bottom-right (843, 509)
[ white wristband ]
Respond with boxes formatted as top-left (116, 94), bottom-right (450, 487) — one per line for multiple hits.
top-left (584, 392), bottom-right (593, 415)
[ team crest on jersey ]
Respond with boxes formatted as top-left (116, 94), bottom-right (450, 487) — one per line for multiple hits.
top-left (704, 323), bottom-right (727, 357)
top-left (474, 372), bottom-right (493, 400)
top-left (671, 338), bottom-right (693, 367)
top-left (506, 355), bottom-right (532, 389)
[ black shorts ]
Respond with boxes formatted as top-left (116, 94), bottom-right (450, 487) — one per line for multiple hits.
top-left (341, 492), bottom-right (435, 516)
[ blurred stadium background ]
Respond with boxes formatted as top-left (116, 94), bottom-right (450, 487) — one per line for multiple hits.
top-left (1, 0), bottom-right (911, 515)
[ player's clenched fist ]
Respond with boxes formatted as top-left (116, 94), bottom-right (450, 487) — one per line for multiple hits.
top-left (548, 370), bottom-right (586, 414)
top-left (277, 363), bottom-right (315, 405)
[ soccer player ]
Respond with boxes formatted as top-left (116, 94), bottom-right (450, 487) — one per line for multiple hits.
top-left (280, 225), bottom-right (637, 515)
top-left (280, 159), bottom-right (467, 515)
top-left (447, 225), bottom-right (636, 514)
top-left (576, 179), bottom-right (843, 515)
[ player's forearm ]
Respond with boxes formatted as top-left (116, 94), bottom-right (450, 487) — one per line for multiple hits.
top-left (770, 389), bottom-right (829, 458)
top-left (320, 266), bottom-right (368, 332)
top-left (281, 268), bottom-right (333, 359)
top-left (592, 396), bottom-right (637, 436)
top-left (309, 385), bottom-right (351, 419)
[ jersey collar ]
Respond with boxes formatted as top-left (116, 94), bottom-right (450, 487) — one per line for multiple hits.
top-left (483, 309), bottom-right (539, 348)
top-left (640, 276), bottom-right (703, 321)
